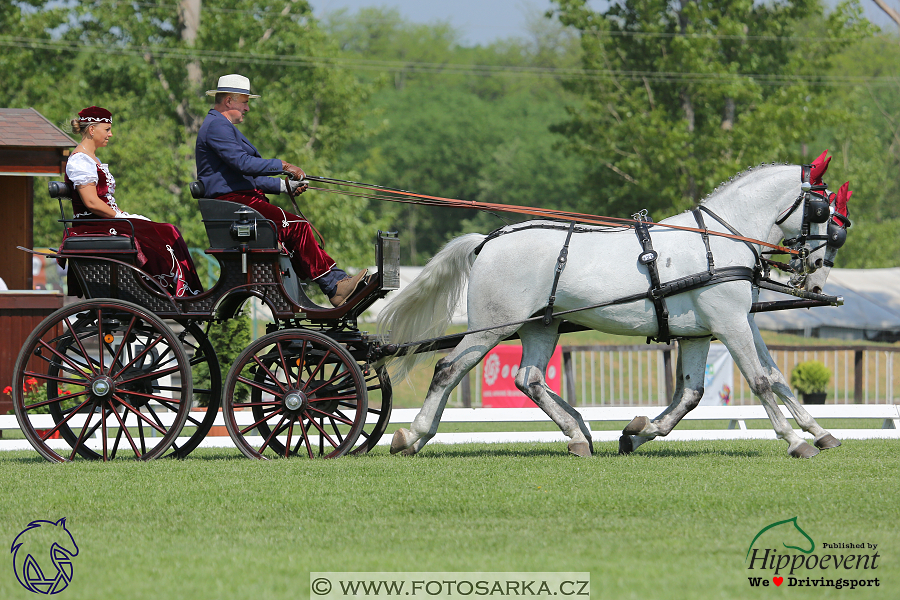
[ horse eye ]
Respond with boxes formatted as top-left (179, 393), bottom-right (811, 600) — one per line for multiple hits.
top-left (815, 258), bottom-right (823, 268)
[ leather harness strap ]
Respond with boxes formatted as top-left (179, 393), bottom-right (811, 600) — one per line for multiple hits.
top-left (632, 212), bottom-right (671, 343)
top-left (543, 221), bottom-right (576, 326)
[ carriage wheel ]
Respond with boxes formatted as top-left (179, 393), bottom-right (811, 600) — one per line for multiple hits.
top-left (163, 322), bottom-right (221, 458)
top-left (222, 329), bottom-right (367, 459)
top-left (13, 299), bottom-right (192, 462)
top-left (350, 365), bottom-right (393, 455)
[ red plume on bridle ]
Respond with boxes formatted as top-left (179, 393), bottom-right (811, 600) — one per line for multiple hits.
top-left (833, 181), bottom-right (851, 223)
top-left (809, 150), bottom-right (831, 186)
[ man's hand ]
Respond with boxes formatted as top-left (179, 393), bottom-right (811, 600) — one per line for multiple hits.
top-left (281, 160), bottom-right (306, 181)
top-left (281, 178), bottom-right (309, 195)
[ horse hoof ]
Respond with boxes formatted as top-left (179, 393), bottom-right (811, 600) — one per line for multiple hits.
top-left (568, 440), bottom-right (591, 457)
top-left (390, 428), bottom-right (412, 455)
top-left (618, 435), bottom-right (634, 455)
top-left (789, 441), bottom-right (820, 459)
top-left (623, 416), bottom-right (650, 436)
top-left (815, 434), bottom-right (842, 450)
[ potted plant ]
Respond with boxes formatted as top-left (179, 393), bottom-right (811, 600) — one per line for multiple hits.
top-left (790, 360), bottom-right (831, 404)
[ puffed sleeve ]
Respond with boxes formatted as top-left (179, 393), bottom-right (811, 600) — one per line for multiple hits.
top-left (66, 153), bottom-right (100, 186)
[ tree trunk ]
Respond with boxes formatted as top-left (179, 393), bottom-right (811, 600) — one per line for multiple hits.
top-left (872, 0), bottom-right (900, 30)
top-left (722, 97), bottom-right (735, 130)
top-left (179, 0), bottom-right (203, 137)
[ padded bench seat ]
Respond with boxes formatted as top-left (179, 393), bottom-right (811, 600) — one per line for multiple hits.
top-left (61, 236), bottom-right (136, 252)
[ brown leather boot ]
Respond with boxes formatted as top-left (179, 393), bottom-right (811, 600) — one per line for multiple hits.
top-left (329, 269), bottom-right (368, 307)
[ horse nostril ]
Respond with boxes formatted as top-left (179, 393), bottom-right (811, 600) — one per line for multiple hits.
top-left (812, 286), bottom-right (822, 294)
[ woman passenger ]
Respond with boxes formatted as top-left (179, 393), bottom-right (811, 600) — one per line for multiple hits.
top-left (63, 106), bottom-right (202, 297)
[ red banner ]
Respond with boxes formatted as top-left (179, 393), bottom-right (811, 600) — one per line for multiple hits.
top-left (481, 344), bottom-right (562, 408)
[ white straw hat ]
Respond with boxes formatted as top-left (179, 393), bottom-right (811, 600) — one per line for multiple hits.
top-left (206, 74), bottom-right (260, 98)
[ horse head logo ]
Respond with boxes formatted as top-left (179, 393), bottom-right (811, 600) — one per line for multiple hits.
top-left (746, 516), bottom-right (815, 561)
top-left (11, 518), bottom-right (79, 594)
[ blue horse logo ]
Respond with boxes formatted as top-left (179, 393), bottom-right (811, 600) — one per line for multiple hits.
top-left (11, 518), bottom-right (79, 594)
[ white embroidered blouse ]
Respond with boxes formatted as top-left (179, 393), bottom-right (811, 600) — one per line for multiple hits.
top-left (65, 152), bottom-right (123, 218)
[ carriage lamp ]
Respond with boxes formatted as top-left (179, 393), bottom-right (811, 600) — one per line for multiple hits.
top-left (231, 207), bottom-right (258, 273)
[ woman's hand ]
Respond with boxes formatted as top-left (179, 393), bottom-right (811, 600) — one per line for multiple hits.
top-left (76, 183), bottom-right (117, 218)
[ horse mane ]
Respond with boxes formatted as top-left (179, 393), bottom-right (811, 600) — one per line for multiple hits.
top-left (700, 162), bottom-right (792, 206)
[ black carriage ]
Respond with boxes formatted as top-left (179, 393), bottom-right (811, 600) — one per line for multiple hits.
top-left (11, 180), bottom-right (401, 462)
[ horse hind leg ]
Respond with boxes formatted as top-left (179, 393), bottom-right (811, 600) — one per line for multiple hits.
top-left (390, 330), bottom-right (503, 456)
top-left (515, 322), bottom-right (592, 457)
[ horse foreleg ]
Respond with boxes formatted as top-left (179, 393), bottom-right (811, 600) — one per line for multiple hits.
top-left (516, 323), bottom-right (593, 457)
top-left (390, 332), bottom-right (500, 456)
top-left (751, 320), bottom-right (841, 450)
top-left (721, 324), bottom-right (819, 458)
top-left (620, 338), bottom-right (709, 454)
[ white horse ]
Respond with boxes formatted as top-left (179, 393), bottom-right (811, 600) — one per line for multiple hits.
top-left (379, 164), bottom-right (848, 458)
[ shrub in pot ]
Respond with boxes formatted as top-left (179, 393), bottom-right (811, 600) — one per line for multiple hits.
top-left (790, 360), bottom-right (831, 404)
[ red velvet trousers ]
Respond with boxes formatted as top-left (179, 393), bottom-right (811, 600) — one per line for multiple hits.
top-left (217, 190), bottom-right (336, 280)
top-left (65, 219), bottom-right (203, 297)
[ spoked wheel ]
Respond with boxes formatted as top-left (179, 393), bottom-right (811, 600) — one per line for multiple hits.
top-left (222, 329), bottom-right (367, 459)
top-left (13, 299), bottom-right (192, 462)
top-left (350, 365), bottom-right (393, 455)
top-left (163, 322), bottom-right (221, 458)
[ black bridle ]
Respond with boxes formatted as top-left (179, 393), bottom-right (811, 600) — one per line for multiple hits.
top-left (773, 164), bottom-right (851, 279)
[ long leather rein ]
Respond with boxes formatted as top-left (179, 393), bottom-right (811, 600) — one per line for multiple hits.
top-left (303, 175), bottom-right (800, 256)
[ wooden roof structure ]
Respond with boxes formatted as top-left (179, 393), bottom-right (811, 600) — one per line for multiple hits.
top-left (0, 108), bottom-right (75, 176)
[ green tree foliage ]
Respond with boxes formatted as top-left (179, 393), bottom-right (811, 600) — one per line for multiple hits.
top-left (192, 314), bottom-right (251, 405)
top-left (548, 0), bottom-right (877, 220)
top-left (11, 0), bottom-right (381, 271)
top-left (326, 8), bottom-right (589, 264)
top-left (811, 32), bottom-right (900, 267)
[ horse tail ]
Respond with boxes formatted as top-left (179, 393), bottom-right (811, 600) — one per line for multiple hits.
top-left (377, 233), bottom-right (486, 379)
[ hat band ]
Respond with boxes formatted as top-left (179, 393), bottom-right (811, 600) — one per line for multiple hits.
top-left (217, 87), bottom-right (251, 95)
top-left (79, 117), bottom-right (112, 123)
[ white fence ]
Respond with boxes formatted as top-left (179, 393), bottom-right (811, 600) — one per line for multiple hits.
top-left (2, 405), bottom-right (897, 452)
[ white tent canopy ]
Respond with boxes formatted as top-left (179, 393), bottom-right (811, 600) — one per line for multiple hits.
top-left (754, 268), bottom-right (900, 340)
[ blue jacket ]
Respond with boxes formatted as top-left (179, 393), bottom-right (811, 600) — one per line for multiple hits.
top-left (195, 109), bottom-right (283, 198)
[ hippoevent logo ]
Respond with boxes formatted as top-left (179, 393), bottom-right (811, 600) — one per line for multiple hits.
top-left (745, 517), bottom-right (880, 590)
top-left (10, 518), bottom-right (79, 594)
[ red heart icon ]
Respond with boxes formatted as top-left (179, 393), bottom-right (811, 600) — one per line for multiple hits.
top-left (773, 577), bottom-right (784, 586)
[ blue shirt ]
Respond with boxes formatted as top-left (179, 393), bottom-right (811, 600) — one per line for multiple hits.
top-left (195, 109), bottom-right (283, 198)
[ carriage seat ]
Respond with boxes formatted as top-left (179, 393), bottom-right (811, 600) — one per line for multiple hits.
top-left (49, 181), bottom-right (138, 253)
top-left (197, 198), bottom-right (278, 250)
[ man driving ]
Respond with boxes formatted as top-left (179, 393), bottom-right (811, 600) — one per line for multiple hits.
top-left (195, 74), bottom-right (366, 307)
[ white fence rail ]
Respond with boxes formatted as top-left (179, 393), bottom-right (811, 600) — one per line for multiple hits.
top-left (2, 405), bottom-right (897, 452)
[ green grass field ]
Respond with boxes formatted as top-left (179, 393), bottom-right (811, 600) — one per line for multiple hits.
top-left (0, 438), bottom-right (896, 600)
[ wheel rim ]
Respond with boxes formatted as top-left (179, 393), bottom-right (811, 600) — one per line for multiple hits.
top-left (222, 330), bottom-right (367, 459)
top-left (350, 365), bottom-right (392, 455)
top-left (13, 300), bottom-right (192, 462)
top-left (163, 322), bottom-right (221, 459)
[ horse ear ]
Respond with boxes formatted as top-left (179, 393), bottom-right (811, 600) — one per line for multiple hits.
top-left (55, 517), bottom-right (67, 527)
top-left (810, 150), bottom-right (831, 185)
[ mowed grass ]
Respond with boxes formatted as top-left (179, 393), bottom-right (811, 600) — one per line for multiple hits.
top-left (0, 439), bottom-right (897, 600)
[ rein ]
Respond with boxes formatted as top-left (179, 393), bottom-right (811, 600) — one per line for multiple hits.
top-left (304, 175), bottom-right (800, 256)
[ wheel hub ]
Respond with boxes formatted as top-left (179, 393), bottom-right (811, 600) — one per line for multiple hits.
top-left (283, 390), bottom-right (307, 411)
top-left (90, 376), bottom-right (114, 398)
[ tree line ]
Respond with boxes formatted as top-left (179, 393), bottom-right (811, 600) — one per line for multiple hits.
top-left (2, 0), bottom-right (898, 269)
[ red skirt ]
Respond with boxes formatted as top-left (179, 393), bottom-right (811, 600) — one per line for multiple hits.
top-left (216, 190), bottom-right (336, 280)
top-left (63, 219), bottom-right (203, 297)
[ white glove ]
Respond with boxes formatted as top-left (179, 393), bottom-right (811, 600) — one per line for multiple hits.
top-left (280, 178), bottom-right (308, 194)
top-left (115, 212), bottom-right (151, 221)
